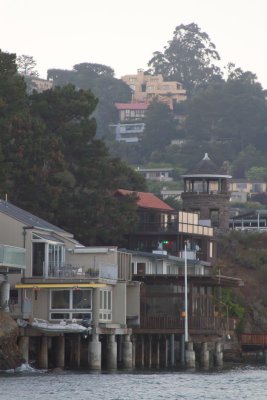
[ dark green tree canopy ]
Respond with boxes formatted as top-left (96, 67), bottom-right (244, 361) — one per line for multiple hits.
top-left (184, 66), bottom-right (267, 156)
top-left (0, 50), bottom-right (146, 245)
top-left (47, 62), bottom-right (131, 138)
top-left (140, 100), bottom-right (178, 162)
top-left (73, 63), bottom-right (115, 77)
top-left (148, 23), bottom-right (222, 93)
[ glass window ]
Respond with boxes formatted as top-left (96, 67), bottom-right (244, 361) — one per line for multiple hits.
top-left (32, 242), bottom-right (45, 276)
top-left (51, 290), bottom-right (70, 309)
top-left (50, 312), bottom-right (70, 319)
top-left (99, 289), bottom-right (112, 322)
top-left (137, 262), bottom-right (146, 274)
top-left (50, 289), bottom-right (92, 320)
top-left (10, 289), bottom-right (19, 305)
top-left (73, 290), bottom-right (91, 309)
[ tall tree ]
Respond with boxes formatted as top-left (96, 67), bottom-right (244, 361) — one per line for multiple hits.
top-left (16, 54), bottom-right (39, 76)
top-left (148, 23), bottom-right (222, 93)
top-left (140, 100), bottom-right (177, 162)
top-left (0, 51), bottom-right (146, 245)
top-left (28, 84), bottom-right (146, 244)
top-left (47, 63), bottom-right (131, 138)
top-left (184, 68), bottom-right (267, 155)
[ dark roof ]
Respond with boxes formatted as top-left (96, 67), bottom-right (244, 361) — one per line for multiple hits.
top-left (0, 199), bottom-right (71, 235)
top-left (182, 153), bottom-right (232, 178)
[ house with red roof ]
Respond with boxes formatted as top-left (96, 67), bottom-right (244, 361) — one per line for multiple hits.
top-left (115, 189), bottom-right (213, 261)
top-left (115, 189), bottom-right (242, 363)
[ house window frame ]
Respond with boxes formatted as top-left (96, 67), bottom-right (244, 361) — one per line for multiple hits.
top-left (49, 288), bottom-right (92, 321)
top-left (32, 233), bottom-right (65, 278)
top-left (99, 289), bottom-right (112, 322)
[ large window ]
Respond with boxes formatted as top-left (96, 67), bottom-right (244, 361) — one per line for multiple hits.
top-left (50, 289), bottom-right (92, 320)
top-left (32, 234), bottom-right (65, 277)
top-left (99, 289), bottom-right (112, 321)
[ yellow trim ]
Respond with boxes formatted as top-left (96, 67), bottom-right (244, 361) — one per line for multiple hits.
top-left (15, 283), bottom-right (107, 289)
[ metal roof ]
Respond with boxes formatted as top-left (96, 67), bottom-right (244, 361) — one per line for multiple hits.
top-left (0, 199), bottom-right (71, 235)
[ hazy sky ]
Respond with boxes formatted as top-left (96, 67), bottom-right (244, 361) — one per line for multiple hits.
top-left (1, 0), bottom-right (267, 87)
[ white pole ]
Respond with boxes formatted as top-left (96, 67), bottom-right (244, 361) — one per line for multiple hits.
top-left (184, 242), bottom-right (189, 342)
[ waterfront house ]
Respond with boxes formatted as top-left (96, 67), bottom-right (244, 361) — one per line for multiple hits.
top-left (0, 199), bottom-right (140, 369)
top-left (116, 188), bottom-right (242, 368)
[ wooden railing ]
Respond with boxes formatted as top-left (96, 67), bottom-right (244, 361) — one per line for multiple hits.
top-left (240, 333), bottom-right (267, 347)
top-left (140, 315), bottom-right (237, 332)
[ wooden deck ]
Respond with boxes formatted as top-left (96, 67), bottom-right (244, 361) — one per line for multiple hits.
top-left (240, 333), bottom-right (267, 348)
top-left (133, 315), bottom-right (236, 335)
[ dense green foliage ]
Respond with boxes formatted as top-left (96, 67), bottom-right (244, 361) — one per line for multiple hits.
top-left (106, 24), bottom-right (267, 184)
top-left (0, 50), bottom-right (146, 245)
top-left (47, 63), bottom-right (132, 138)
top-left (148, 23), bottom-right (222, 93)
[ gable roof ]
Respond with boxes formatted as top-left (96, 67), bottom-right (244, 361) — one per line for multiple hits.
top-left (0, 199), bottom-right (71, 236)
top-left (116, 189), bottom-right (174, 212)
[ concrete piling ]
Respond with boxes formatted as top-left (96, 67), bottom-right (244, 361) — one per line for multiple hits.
top-left (122, 334), bottom-right (132, 369)
top-left (200, 342), bottom-right (209, 370)
top-left (185, 341), bottom-right (195, 369)
top-left (88, 333), bottom-right (101, 370)
top-left (214, 342), bottom-right (223, 367)
top-left (106, 334), bottom-right (117, 370)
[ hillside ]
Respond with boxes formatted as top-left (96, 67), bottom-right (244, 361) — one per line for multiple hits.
top-left (217, 231), bottom-right (267, 333)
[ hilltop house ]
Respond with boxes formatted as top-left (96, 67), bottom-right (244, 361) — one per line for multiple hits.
top-left (109, 102), bottom-right (147, 143)
top-left (121, 69), bottom-right (187, 109)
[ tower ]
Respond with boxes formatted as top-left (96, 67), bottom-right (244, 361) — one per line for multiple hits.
top-left (181, 153), bottom-right (232, 232)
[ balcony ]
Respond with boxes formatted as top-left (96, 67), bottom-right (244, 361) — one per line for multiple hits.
top-left (0, 245), bottom-right (26, 273)
top-left (40, 262), bottom-right (118, 280)
top-left (137, 315), bottom-right (236, 333)
top-left (134, 261), bottom-right (212, 278)
top-left (135, 221), bottom-right (178, 234)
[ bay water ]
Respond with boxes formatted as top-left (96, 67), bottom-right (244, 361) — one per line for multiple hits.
top-left (0, 366), bottom-right (266, 399)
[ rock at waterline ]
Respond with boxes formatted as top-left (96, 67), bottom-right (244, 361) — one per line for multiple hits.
top-left (0, 312), bottom-right (22, 369)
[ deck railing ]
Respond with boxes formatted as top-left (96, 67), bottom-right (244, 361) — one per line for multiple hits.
top-left (47, 262), bottom-right (118, 280)
top-left (0, 245), bottom-right (26, 270)
top-left (139, 315), bottom-right (237, 332)
top-left (239, 333), bottom-right (267, 346)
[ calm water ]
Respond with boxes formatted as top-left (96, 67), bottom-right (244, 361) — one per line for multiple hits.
top-left (0, 366), bottom-right (267, 399)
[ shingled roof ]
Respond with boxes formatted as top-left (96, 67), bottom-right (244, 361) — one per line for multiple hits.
top-left (116, 189), bottom-right (174, 212)
top-left (182, 153), bottom-right (232, 178)
top-left (0, 199), bottom-right (72, 236)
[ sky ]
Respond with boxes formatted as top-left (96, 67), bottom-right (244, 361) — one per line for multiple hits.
top-left (1, 0), bottom-right (267, 88)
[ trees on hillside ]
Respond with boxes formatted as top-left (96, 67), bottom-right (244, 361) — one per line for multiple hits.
top-left (16, 54), bottom-right (39, 76)
top-left (184, 67), bottom-right (267, 156)
top-left (0, 50), bottom-right (146, 245)
top-left (148, 23), bottom-right (222, 93)
top-left (140, 100), bottom-right (177, 162)
top-left (47, 63), bottom-right (132, 138)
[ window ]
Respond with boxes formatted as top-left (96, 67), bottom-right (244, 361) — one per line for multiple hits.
top-left (210, 209), bottom-right (219, 227)
top-left (99, 289), bottom-right (112, 321)
top-left (32, 235), bottom-right (65, 278)
top-left (10, 289), bottom-right (19, 306)
top-left (137, 262), bottom-right (146, 274)
top-left (50, 289), bottom-right (92, 320)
